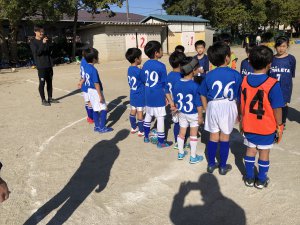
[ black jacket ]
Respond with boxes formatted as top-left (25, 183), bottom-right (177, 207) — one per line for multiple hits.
top-left (30, 39), bottom-right (52, 69)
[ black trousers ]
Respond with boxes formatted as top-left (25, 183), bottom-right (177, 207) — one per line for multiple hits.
top-left (38, 67), bottom-right (53, 101)
top-left (282, 105), bottom-right (288, 124)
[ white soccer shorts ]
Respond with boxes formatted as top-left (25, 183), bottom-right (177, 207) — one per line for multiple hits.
top-left (83, 92), bottom-right (90, 103)
top-left (131, 105), bottom-right (144, 112)
top-left (179, 112), bottom-right (199, 128)
top-left (244, 139), bottom-right (273, 150)
top-left (205, 99), bottom-right (238, 135)
top-left (88, 88), bottom-right (107, 112)
top-left (145, 106), bottom-right (166, 117)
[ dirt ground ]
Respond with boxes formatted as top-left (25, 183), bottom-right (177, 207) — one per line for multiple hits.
top-left (0, 45), bottom-right (299, 225)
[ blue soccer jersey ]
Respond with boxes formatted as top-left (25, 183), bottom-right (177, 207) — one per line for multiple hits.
top-left (194, 54), bottom-right (209, 77)
top-left (269, 54), bottom-right (296, 103)
top-left (240, 58), bottom-right (254, 78)
top-left (85, 64), bottom-right (103, 91)
top-left (200, 67), bottom-right (242, 101)
top-left (127, 66), bottom-right (145, 107)
top-left (173, 79), bottom-right (202, 114)
top-left (80, 58), bottom-right (89, 93)
top-left (142, 59), bottom-right (168, 107)
top-left (244, 74), bottom-right (285, 145)
top-left (166, 71), bottom-right (182, 99)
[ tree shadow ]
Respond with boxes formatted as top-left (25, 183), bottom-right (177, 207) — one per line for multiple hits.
top-left (170, 173), bottom-right (246, 225)
top-left (107, 100), bottom-right (130, 128)
top-left (230, 129), bottom-right (247, 176)
top-left (23, 129), bottom-right (130, 225)
top-left (55, 89), bottom-right (82, 101)
top-left (287, 107), bottom-right (300, 123)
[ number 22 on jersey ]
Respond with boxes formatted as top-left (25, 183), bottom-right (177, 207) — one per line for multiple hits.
top-left (128, 76), bottom-right (137, 90)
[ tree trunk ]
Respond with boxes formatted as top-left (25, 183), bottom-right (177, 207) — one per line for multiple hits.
top-left (72, 3), bottom-right (78, 60)
top-left (0, 21), bottom-right (9, 61)
top-left (9, 22), bottom-right (19, 65)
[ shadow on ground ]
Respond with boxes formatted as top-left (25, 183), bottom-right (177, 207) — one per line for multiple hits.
top-left (23, 129), bottom-right (129, 225)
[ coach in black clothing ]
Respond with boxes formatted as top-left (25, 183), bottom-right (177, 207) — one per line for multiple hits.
top-left (30, 25), bottom-right (58, 106)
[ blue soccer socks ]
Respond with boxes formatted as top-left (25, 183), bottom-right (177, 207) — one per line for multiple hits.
top-left (207, 141), bottom-right (218, 167)
top-left (219, 141), bottom-right (230, 168)
top-left (138, 120), bottom-right (144, 133)
top-left (93, 111), bottom-right (100, 128)
top-left (144, 121), bottom-right (151, 138)
top-left (99, 110), bottom-right (107, 129)
top-left (173, 122), bottom-right (180, 143)
top-left (157, 132), bottom-right (165, 144)
top-left (129, 114), bottom-right (137, 129)
top-left (244, 156), bottom-right (256, 179)
top-left (87, 106), bottom-right (93, 120)
top-left (258, 160), bottom-right (270, 182)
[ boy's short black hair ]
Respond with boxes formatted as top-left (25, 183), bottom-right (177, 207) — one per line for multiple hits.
top-left (169, 51), bottom-right (186, 68)
top-left (144, 41), bottom-right (162, 59)
top-left (246, 43), bottom-right (257, 54)
top-left (34, 25), bottom-right (44, 32)
top-left (125, 48), bottom-right (142, 63)
top-left (249, 45), bottom-right (273, 70)
top-left (180, 57), bottom-right (199, 76)
top-left (195, 40), bottom-right (206, 48)
top-left (207, 41), bottom-right (231, 67)
top-left (218, 33), bottom-right (232, 44)
top-left (275, 36), bottom-right (289, 47)
top-left (85, 48), bottom-right (99, 63)
top-left (175, 45), bottom-right (185, 53)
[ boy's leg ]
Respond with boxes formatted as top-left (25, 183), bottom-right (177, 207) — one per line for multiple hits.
top-left (282, 105), bottom-right (288, 126)
top-left (178, 128), bottom-right (187, 156)
top-left (219, 133), bottom-right (230, 169)
top-left (93, 110), bottom-right (100, 129)
top-left (157, 116), bottom-right (165, 144)
top-left (143, 113), bottom-right (152, 139)
top-left (256, 149), bottom-right (270, 188)
top-left (207, 132), bottom-right (219, 172)
top-left (129, 108), bottom-right (137, 131)
top-left (45, 68), bottom-right (53, 101)
top-left (37, 70), bottom-right (47, 102)
top-left (137, 110), bottom-right (144, 134)
top-left (173, 122), bottom-right (180, 144)
top-left (87, 102), bottom-right (93, 120)
top-left (244, 147), bottom-right (257, 185)
top-left (190, 127), bottom-right (199, 158)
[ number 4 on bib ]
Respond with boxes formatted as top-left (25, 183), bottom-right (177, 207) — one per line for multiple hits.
top-left (242, 88), bottom-right (265, 119)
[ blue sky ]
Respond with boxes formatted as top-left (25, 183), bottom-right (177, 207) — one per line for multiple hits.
top-left (109, 0), bottom-right (166, 16)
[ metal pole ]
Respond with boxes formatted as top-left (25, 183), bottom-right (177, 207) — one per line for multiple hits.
top-left (126, 0), bottom-right (129, 22)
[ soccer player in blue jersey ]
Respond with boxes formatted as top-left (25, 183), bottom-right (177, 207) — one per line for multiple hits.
top-left (269, 36), bottom-right (296, 128)
top-left (166, 51), bottom-right (186, 149)
top-left (125, 48), bottom-right (145, 137)
top-left (142, 41), bottom-right (174, 148)
top-left (194, 40), bottom-right (209, 84)
top-left (240, 43), bottom-right (255, 78)
top-left (85, 48), bottom-right (113, 133)
top-left (200, 41), bottom-right (242, 175)
top-left (78, 49), bottom-right (94, 124)
top-left (241, 45), bottom-right (284, 189)
top-left (173, 57), bottom-right (204, 164)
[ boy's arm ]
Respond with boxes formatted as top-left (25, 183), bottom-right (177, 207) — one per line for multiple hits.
top-left (273, 108), bottom-right (284, 143)
top-left (78, 78), bottom-right (84, 89)
top-left (200, 96), bottom-right (208, 111)
top-left (197, 106), bottom-right (204, 125)
top-left (291, 55), bottom-right (296, 78)
top-left (166, 93), bottom-right (175, 109)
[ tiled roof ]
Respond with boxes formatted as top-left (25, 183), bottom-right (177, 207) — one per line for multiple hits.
top-left (141, 14), bottom-right (209, 23)
top-left (62, 10), bottom-right (145, 23)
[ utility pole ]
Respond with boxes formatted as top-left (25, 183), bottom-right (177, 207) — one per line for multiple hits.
top-left (126, 0), bottom-right (130, 22)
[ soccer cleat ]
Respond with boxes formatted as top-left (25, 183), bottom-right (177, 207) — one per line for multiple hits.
top-left (48, 98), bottom-right (59, 103)
top-left (219, 164), bottom-right (232, 175)
top-left (244, 178), bottom-right (255, 187)
top-left (42, 100), bottom-right (51, 106)
top-left (157, 141), bottom-right (171, 148)
top-left (207, 163), bottom-right (219, 174)
top-left (131, 127), bottom-right (139, 134)
top-left (189, 155), bottom-right (204, 164)
top-left (87, 117), bottom-right (94, 124)
top-left (144, 137), bottom-right (150, 143)
top-left (94, 127), bottom-right (101, 132)
top-left (255, 177), bottom-right (270, 189)
top-left (137, 131), bottom-right (144, 137)
top-left (98, 127), bottom-right (113, 133)
top-left (178, 151), bottom-right (187, 160)
top-left (173, 142), bottom-right (179, 150)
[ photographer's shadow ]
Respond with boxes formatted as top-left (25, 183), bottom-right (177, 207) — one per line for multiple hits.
top-left (170, 173), bottom-right (246, 225)
top-left (24, 129), bottom-right (130, 225)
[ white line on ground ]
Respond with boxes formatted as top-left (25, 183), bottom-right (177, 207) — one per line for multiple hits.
top-left (273, 145), bottom-right (300, 156)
